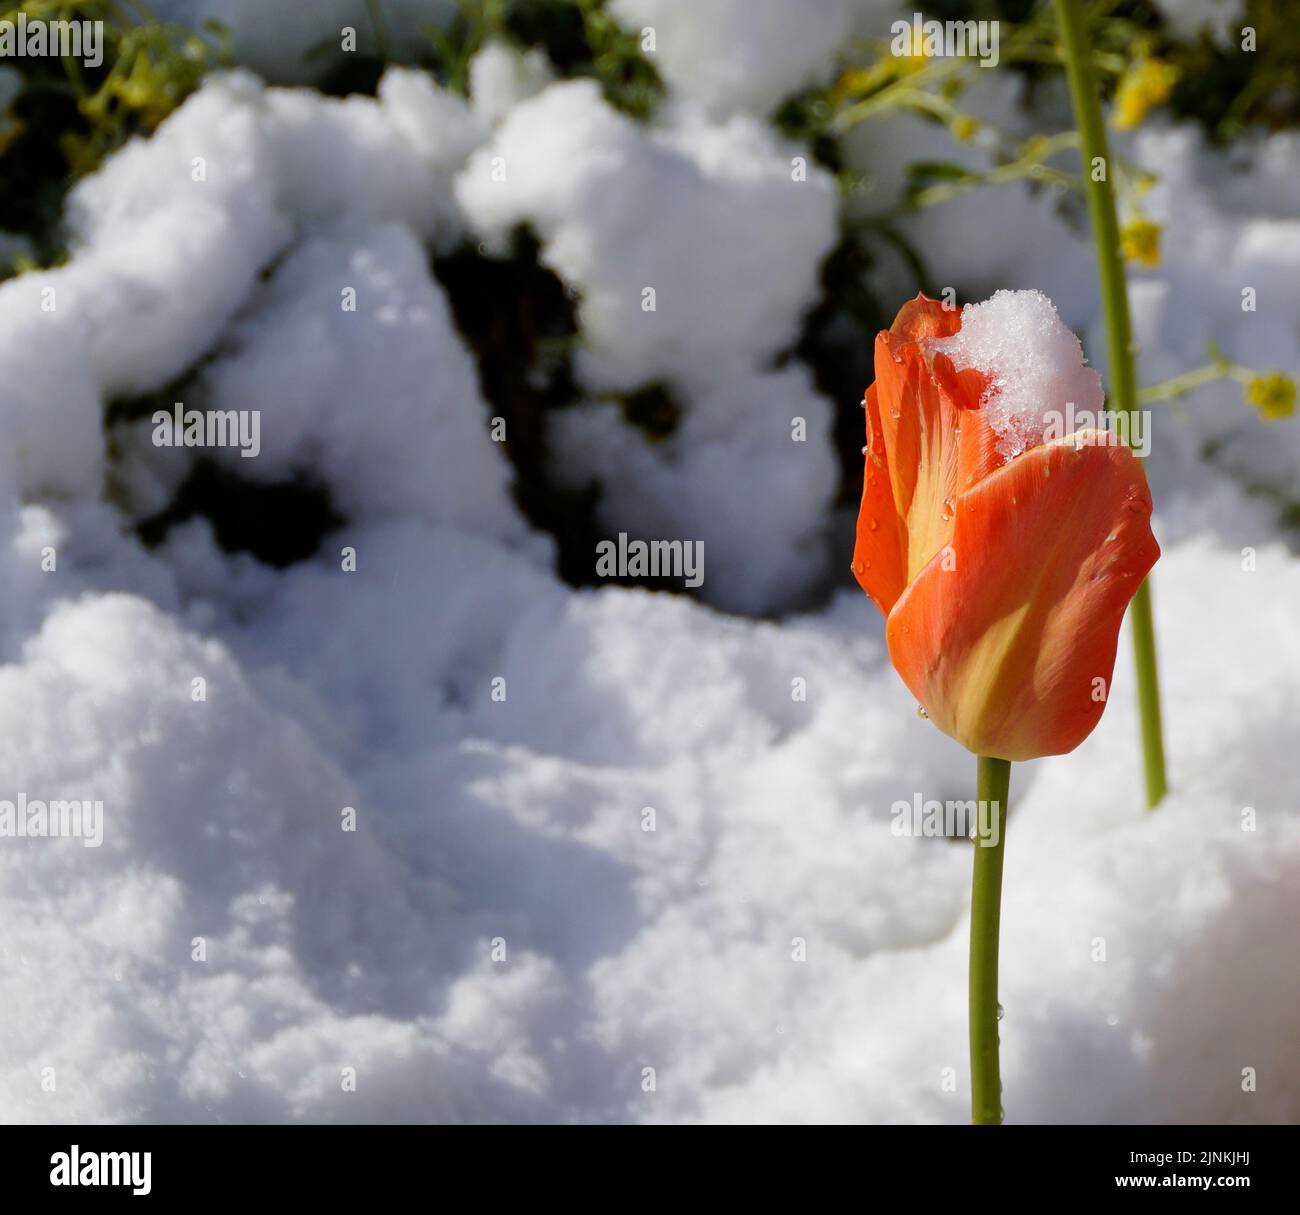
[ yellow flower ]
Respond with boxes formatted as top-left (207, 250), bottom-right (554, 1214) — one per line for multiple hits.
top-left (1245, 371), bottom-right (1297, 422)
top-left (1120, 218), bottom-right (1161, 268)
top-left (1114, 58), bottom-right (1179, 131)
top-left (951, 115), bottom-right (979, 143)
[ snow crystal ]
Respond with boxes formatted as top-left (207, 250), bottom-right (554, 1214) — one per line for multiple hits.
top-left (930, 288), bottom-right (1105, 459)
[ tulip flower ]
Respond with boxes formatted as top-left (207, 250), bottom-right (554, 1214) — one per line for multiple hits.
top-left (854, 291), bottom-right (1159, 1124)
top-left (853, 293), bottom-right (1160, 761)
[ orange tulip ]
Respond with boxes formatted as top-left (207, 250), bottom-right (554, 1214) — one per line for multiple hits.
top-left (853, 294), bottom-right (1159, 761)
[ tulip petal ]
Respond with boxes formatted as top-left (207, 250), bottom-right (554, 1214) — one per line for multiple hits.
top-left (889, 293), bottom-right (963, 342)
top-left (853, 383), bottom-right (908, 612)
top-left (871, 330), bottom-right (1001, 588)
top-left (885, 432), bottom-right (1159, 760)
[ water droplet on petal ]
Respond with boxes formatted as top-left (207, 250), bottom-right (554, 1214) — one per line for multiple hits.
top-left (889, 408), bottom-right (900, 419)
top-left (868, 518), bottom-right (879, 531)
top-left (996, 1003), bottom-right (1005, 1021)
top-left (862, 559), bottom-right (871, 569)
top-left (853, 560), bottom-right (864, 575)
top-left (940, 498), bottom-right (954, 521)
top-left (916, 705), bottom-right (928, 719)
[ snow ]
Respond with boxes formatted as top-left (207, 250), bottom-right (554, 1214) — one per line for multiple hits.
top-left (457, 79), bottom-right (840, 611)
top-left (1120, 126), bottom-right (1300, 500)
top-left (840, 70), bottom-right (1094, 322)
top-left (457, 80), bottom-right (838, 390)
top-left (183, 222), bottom-right (528, 542)
top-left (4, 499), bottom-right (1299, 1122)
top-left (1151, 0), bottom-right (1243, 44)
top-left (468, 41), bottom-right (554, 127)
top-left (1, 4), bottom-right (1299, 1126)
top-left (930, 289), bottom-right (1104, 459)
top-left (608, 0), bottom-right (856, 118)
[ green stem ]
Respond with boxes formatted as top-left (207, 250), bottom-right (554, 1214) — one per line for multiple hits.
top-left (1054, 0), bottom-right (1168, 810)
top-left (1139, 361), bottom-right (1233, 404)
top-left (970, 756), bottom-right (1011, 1125)
top-left (1128, 581), bottom-right (1167, 807)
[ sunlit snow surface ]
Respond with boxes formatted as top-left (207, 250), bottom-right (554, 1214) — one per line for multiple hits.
top-left (0, 9), bottom-right (1297, 1122)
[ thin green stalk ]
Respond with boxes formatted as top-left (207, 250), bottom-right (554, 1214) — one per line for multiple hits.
top-left (1054, 0), bottom-right (1168, 809)
top-left (970, 756), bottom-right (1011, 1125)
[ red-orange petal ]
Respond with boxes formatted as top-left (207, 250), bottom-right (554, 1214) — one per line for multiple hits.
top-left (885, 432), bottom-right (1159, 761)
top-left (853, 383), bottom-right (908, 612)
top-left (868, 307), bottom-right (1003, 591)
top-left (889, 293), bottom-right (963, 342)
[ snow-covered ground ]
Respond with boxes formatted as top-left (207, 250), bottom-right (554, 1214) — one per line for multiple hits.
top-left (0, 6), bottom-right (1297, 1123)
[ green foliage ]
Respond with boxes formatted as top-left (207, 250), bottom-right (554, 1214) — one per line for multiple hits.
top-left (504, 0), bottom-right (662, 120)
top-left (0, 1), bottom-right (223, 259)
top-left (1160, 0), bottom-right (1300, 141)
top-left (414, 0), bottom-right (662, 119)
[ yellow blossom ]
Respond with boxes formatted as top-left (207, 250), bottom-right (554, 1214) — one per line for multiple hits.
top-left (1120, 218), bottom-right (1161, 267)
top-left (951, 115), bottom-right (979, 142)
top-left (1114, 58), bottom-right (1179, 131)
top-left (1245, 371), bottom-right (1297, 422)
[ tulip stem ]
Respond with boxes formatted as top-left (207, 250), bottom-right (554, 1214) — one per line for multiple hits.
top-left (1053, 0), bottom-right (1168, 809)
top-left (970, 755), bottom-right (1011, 1125)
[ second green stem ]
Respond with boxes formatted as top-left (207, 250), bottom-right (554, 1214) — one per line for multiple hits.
top-left (1054, 0), bottom-right (1168, 809)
